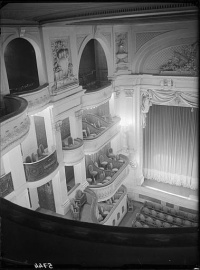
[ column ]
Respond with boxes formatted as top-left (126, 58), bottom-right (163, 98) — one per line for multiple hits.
top-left (73, 157), bottom-right (88, 190)
top-left (75, 109), bottom-right (83, 139)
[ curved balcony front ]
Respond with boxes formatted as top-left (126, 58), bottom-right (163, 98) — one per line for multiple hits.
top-left (24, 149), bottom-right (59, 187)
top-left (17, 83), bottom-right (51, 115)
top-left (0, 95), bottom-right (30, 156)
top-left (62, 138), bottom-right (84, 165)
top-left (82, 83), bottom-right (112, 110)
top-left (83, 116), bottom-right (121, 155)
top-left (89, 155), bottom-right (129, 202)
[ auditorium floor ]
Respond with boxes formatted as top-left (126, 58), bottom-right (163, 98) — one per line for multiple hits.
top-left (143, 179), bottom-right (198, 199)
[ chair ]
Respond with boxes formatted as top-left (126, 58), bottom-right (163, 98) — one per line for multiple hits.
top-left (162, 206), bottom-right (169, 214)
top-left (155, 204), bottom-right (162, 211)
top-left (155, 219), bottom-right (162, 227)
top-left (143, 207), bottom-right (150, 215)
top-left (135, 221), bottom-right (143, 228)
top-left (31, 153), bottom-right (37, 162)
top-left (158, 212), bottom-right (165, 220)
top-left (175, 217), bottom-right (182, 226)
top-left (86, 126), bottom-right (96, 138)
top-left (107, 148), bottom-right (115, 159)
top-left (37, 147), bottom-right (42, 157)
top-left (70, 200), bottom-right (80, 221)
top-left (39, 144), bottom-right (45, 153)
top-left (83, 129), bottom-right (87, 138)
top-left (166, 215), bottom-right (174, 223)
top-left (183, 220), bottom-right (192, 227)
top-left (151, 210), bottom-right (157, 218)
top-left (163, 222), bottom-right (171, 228)
top-left (178, 211), bottom-right (187, 218)
top-left (146, 201), bottom-right (154, 209)
top-left (186, 213), bottom-right (194, 220)
top-left (146, 216), bottom-right (154, 226)
top-left (88, 164), bottom-right (98, 181)
top-left (94, 161), bottom-right (104, 170)
top-left (25, 156), bottom-right (32, 163)
top-left (99, 155), bottom-right (108, 169)
top-left (108, 162), bottom-right (118, 173)
top-left (170, 208), bottom-right (177, 216)
top-left (127, 197), bottom-right (134, 212)
top-left (138, 213), bottom-right (145, 222)
top-left (116, 154), bottom-right (124, 164)
top-left (68, 136), bottom-right (74, 146)
top-left (143, 224), bottom-right (150, 228)
top-left (86, 178), bottom-right (93, 185)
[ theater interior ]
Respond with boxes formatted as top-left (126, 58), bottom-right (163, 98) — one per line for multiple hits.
top-left (0, 1), bottom-right (199, 268)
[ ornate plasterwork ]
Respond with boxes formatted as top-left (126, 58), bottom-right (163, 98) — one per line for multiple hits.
top-left (160, 42), bottom-right (198, 76)
top-left (115, 32), bottom-right (128, 71)
top-left (51, 37), bottom-right (78, 92)
top-left (54, 120), bottom-right (62, 132)
top-left (75, 109), bottom-right (83, 118)
top-left (1, 115), bottom-right (30, 155)
top-left (114, 87), bottom-right (121, 98)
top-left (160, 78), bottom-right (173, 90)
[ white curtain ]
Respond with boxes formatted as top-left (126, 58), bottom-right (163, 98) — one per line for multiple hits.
top-left (143, 105), bottom-right (198, 190)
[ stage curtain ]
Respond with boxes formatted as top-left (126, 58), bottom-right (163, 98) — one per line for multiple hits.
top-left (143, 105), bottom-right (198, 190)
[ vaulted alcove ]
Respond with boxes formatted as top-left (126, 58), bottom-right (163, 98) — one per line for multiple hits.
top-left (4, 38), bottom-right (40, 93)
top-left (78, 39), bottom-right (108, 91)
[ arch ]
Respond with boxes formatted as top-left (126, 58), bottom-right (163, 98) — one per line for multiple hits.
top-left (3, 33), bottom-right (46, 91)
top-left (132, 29), bottom-right (197, 74)
top-left (78, 34), bottom-right (113, 78)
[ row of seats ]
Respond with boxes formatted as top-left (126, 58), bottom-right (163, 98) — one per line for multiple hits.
top-left (25, 144), bottom-right (47, 163)
top-left (134, 213), bottom-right (198, 228)
top-left (144, 201), bottom-right (198, 222)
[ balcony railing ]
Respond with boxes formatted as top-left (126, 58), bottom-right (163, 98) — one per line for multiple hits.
top-left (17, 83), bottom-right (51, 114)
top-left (83, 115), bottom-right (121, 154)
top-left (23, 150), bottom-right (59, 182)
top-left (0, 95), bottom-right (30, 156)
top-left (0, 172), bottom-right (14, 198)
top-left (62, 138), bottom-right (84, 165)
top-left (88, 155), bottom-right (129, 202)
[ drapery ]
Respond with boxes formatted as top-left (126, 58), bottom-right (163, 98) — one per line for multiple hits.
top-left (143, 105), bottom-right (198, 190)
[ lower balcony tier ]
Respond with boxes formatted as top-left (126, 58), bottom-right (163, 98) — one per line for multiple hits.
top-left (23, 150), bottom-right (59, 182)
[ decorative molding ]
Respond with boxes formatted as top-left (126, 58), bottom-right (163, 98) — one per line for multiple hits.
top-left (125, 89), bottom-right (134, 97)
top-left (0, 172), bottom-right (14, 198)
top-left (114, 87), bottom-right (121, 98)
top-left (115, 32), bottom-right (128, 71)
top-left (160, 78), bottom-right (173, 90)
top-left (1, 115), bottom-right (30, 154)
top-left (136, 31), bottom-right (168, 52)
top-left (160, 42), bottom-right (198, 76)
top-left (19, 27), bottom-right (26, 37)
top-left (76, 34), bottom-right (88, 53)
top-left (101, 32), bottom-right (111, 47)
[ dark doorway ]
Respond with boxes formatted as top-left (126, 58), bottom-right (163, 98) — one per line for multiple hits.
top-left (78, 39), bottom-right (108, 91)
top-left (4, 38), bottom-right (39, 93)
top-left (37, 181), bottom-right (56, 212)
top-left (34, 116), bottom-right (48, 149)
top-left (65, 166), bottom-right (75, 192)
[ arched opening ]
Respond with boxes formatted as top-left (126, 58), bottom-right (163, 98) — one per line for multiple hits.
top-left (4, 38), bottom-right (40, 93)
top-left (78, 39), bottom-right (109, 92)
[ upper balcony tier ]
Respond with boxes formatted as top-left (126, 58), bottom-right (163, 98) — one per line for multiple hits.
top-left (87, 154), bottom-right (129, 202)
top-left (82, 114), bottom-right (121, 154)
top-left (17, 83), bottom-right (51, 114)
top-left (23, 149), bottom-right (59, 185)
top-left (0, 95), bottom-right (30, 156)
top-left (62, 137), bottom-right (84, 165)
top-left (82, 82), bottom-right (112, 110)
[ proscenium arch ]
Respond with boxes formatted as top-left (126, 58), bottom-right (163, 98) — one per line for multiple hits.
top-left (78, 34), bottom-right (112, 78)
top-left (133, 28), bottom-right (197, 74)
top-left (3, 33), bottom-right (46, 88)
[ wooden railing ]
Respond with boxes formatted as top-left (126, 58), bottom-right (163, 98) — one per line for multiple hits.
top-left (0, 197), bottom-right (198, 267)
top-left (23, 150), bottom-right (59, 182)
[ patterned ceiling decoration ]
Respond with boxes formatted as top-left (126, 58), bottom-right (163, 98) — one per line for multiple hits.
top-left (136, 31), bottom-right (169, 52)
top-left (144, 42), bottom-right (198, 75)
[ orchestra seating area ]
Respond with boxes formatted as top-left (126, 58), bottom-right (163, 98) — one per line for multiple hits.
top-left (132, 201), bottom-right (198, 228)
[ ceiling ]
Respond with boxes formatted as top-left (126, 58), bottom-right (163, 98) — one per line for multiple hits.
top-left (0, 2), bottom-right (198, 26)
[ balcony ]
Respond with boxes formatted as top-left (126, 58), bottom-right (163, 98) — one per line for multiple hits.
top-left (88, 155), bottom-right (129, 202)
top-left (82, 82), bottom-right (112, 110)
top-left (83, 115), bottom-right (121, 154)
top-left (62, 137), bottom-right (84, 165)
top-left (23, 149), bottom-right (59, 184)
top-left (0, 95), bottom-right (30, 156)
top-left (17, 83), bottom-right (51, 114)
